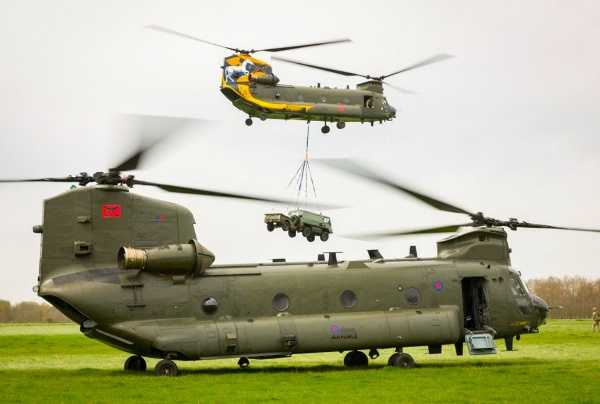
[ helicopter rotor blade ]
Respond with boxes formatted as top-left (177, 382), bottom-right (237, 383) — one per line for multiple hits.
top-left (271, 56), bottom-right (370, 79)
top-left (146, 25), bottom-right (239, 52)
top-left (256, 38), bottom-right (352, 53)
top-left (0, 177), bottom-right (80, 184)
top-left (381, 54), bottom-right (453, 80)
top-left (317, 159), bottom-right (476, 216)
top-left (381, 81), bottom-right (416, 95)
top-left (111, 114), bottom-right (203, 172)
top-left (511, 222), bottom-right (600, 233)
top-left (344, 223), bottom-right (471, 240)
top-left (132, 179), bottom-right (340, 210)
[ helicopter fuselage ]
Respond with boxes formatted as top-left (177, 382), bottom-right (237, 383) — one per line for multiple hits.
top-left (35, 185), bottom-right (547, 362)
top-left (220, 54), bottom-right (396, 127)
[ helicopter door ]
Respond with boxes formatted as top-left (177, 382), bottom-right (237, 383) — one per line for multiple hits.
top-left (461, 277), bottom-right (490, 331)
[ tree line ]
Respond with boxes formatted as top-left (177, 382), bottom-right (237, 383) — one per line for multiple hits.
top-left (527, 276), bottom-right (600, 319)
top-left (0, 276), bottom-right (597, 322)
top-left (0, 300), bottom-right (69, 323)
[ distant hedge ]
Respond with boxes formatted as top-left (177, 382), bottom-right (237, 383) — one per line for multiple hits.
top-left (527, 276), bottom-right (600, 319)
top-left (0, 300), bottom-right (69, 323)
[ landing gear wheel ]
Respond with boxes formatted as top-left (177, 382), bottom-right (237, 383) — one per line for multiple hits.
top-left (302, 227), bottom-right (312, 238)
top-left (344, 350), bottom-right (369, 367)
top-left (238, 357), bottom-right (250, 368)
top-left (336, 121), bottom-right (346, 129)
top-left (368, 348), bottom-right (379, 360)
top-left (388, 352), bottom-right (415, 368)
top-left (124, 355), bottom-right (146, 372)
top-left (155, 359), bottom-right (179, 376)
top-left (245, 118), bottom-right (253, 126)
top-left (307, 234), bottom-right (315, 242)
top-left (288, 230), bottom-right (296, 238)
top-left (266, 223), bottom-right (275, 232)
top-left (320, 232), bottom-right (329, 242)
top-left (321, 124), bottom-right (330, 134)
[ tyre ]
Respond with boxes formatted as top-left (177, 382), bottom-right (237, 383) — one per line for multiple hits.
top-left (321, 125), bottom-right (330, 134)
top-left (388, 352), bottom-right (415, 368)
top-left (245, 118), bottom-right (253, 126)
top-left (281, 222), bottom-right (289, 231)
top-left (124, 355), bottom-right (146, 372)
top-left (288, 230), bottom-right (296, 238)
top-left (266, 223), bottom-right (275, 232)
top-left (320, 232), bottom-right (329, 242)
top-left (344, 350), bottom-right (368, 367)
top-left (336, 121), bottom-right (346, 129)
top-left (307, 234), bottom-right (315, 242)
top-left (155, 359), bottom-right (179, 376)
top-left (302, 227), bottom-right (312, 238)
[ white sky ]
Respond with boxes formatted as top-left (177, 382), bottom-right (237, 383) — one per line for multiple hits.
top-left (1, 0), bottom-right (599, 302)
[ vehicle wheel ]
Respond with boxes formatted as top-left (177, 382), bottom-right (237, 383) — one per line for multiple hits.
top-left (281, 222), bottom-right (289, 231)
top-left (288, 230), bottom-right (296, 238)
top-left (238, 357), bottom-right (250, 368)
top-left (321, 124), bottom-right (330, 134)
top-left (307, 234), bottom-right (315, 242)
top-left (344, 350), bottom-right (368, 367)
top-left (266, 223), bottom-right (275, 232)
top-left (302, 227), bottom-right (312, 238)
top-left (245, 118), bottom-right (253, 126)
top-left (388, 352), bottom-right (415, 368)
top-left (320, 232), bottom-right (329, 242)
top-left (336, 121), bottom-right (346, 129)
top-left (124, 355), bottom-right (146, 372)
top-left (155, 359), bottom-right (179, 376)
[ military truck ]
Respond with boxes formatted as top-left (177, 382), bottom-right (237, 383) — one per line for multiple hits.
top-left (265, 209), bottom-right (332, 242)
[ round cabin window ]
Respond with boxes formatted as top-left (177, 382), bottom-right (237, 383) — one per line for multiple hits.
top-left (340, 290), bottom-right (358, 308)
top-left (272, 293), bottom-right (290, 312)
top-left (202, 297), bottom-right (218, 315)
top-left (405, 288), bottom-right (420, 305)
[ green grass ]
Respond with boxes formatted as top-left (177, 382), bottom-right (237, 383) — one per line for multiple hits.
top-left (0, 321), bottom-right (599, 403)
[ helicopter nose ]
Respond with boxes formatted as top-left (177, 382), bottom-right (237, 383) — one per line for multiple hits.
top-left (530, 294), bottom-right (549, 326)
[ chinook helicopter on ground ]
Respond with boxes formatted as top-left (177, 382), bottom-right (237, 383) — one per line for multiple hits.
top-left (147, 25), bottom-right (451, 133)
top-left (3, 125), bottom-right (598, 377)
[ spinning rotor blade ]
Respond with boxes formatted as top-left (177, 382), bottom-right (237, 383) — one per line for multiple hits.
top-left (111, 114), bottom-right (200, 172)
top-left (257, 38), bottom-right (352, 53)
top-left (132, 179), bottom-right (339, 209)
top-left (345, 224), bottom-right (470, 240)
top-left (318, 159), bottom-right (476, 216)
top-left (0, 177), bottom-right (80, 184)
top-left (381, 54), bottom-right (454, 79)
top-left (271, 56), bottom-right (369, 78)
top-left (146, 25), bottom-right (238, 51)
top-left (510, 222), bottom-right (600, 233)
top-left (381, 81), bottom-right (415, 94)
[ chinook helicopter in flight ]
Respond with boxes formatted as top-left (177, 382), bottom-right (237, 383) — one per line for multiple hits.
top-left (147, 25), bottom-right (452, 133)
top-left (2, 125), bottom-right (598, 376)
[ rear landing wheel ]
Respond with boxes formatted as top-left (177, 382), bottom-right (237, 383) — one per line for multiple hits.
top-left (336, 121), bottom-right (346, 129)
top-left (238, 357), bottom-right (250, 368)
top-left (124, 355), bottom-right (146, 372)
top-left (388, 352), bottom-right (415, 368)
top-left (245, 118), bottom-right (253, 126)
top-left (321, 124), bottom-right (330, 134)
top-left (155, 359), bottom-right (178, 376)
top-left (344, 350), bottom-right (368, 367)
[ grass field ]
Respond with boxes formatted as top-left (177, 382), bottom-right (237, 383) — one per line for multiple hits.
top-left (0, 320), bottom-right (599, 403)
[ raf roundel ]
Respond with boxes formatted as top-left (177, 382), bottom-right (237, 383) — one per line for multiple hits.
top-left (433, 280), bottom-right (444, 292)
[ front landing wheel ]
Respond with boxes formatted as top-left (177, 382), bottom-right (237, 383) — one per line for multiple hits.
top-left (336, 121), bottom-right (346, 129)
top-left (155, 359), bottom-right (179, 376)
top-left (238, 357), bottom-right (250, 368)
top-left (388, 352), bottom-right (415, 368)
top-left (245, 117), bottom-right (253, 126)
top-left (344, 350), bottom-right (368, 367)
top-left (321, 124), bottom-right (330, 134)
top-left (124, 355), bottom-right (146, 372)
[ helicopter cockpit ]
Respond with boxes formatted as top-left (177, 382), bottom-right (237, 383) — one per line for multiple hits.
top-left (222, 55), bottom-right (280, 89)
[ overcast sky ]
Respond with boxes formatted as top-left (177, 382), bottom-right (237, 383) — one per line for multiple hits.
top-left (1, 1), bottom-right (599, 302)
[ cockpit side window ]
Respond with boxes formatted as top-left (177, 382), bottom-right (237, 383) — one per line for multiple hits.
top-left (510, 277), bottom-right (526, 296)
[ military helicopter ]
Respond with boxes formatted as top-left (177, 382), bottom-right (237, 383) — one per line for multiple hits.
top-left (4, 127), bottom-right (598, 377)
top-left (147, 25), bottom-right (452, 133)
